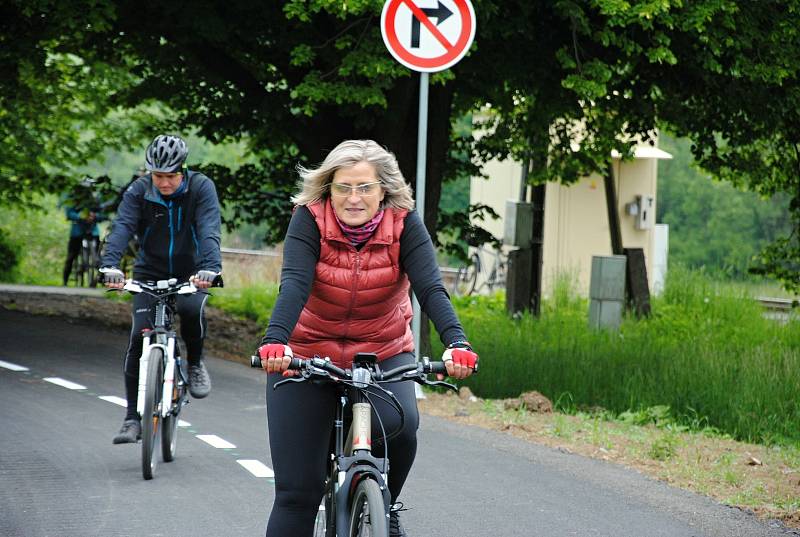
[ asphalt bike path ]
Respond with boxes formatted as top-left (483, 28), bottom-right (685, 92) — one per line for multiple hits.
top-left (0, 308), bottom-right (793, 536)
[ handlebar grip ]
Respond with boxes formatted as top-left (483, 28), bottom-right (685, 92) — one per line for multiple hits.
top-left (249, 355), bottom-right (304, 370)
top-left (429, 361), bottom-right (448, 375)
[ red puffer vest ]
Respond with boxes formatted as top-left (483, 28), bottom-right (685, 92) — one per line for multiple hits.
top-left (288, 200), bottom-right (414, 368)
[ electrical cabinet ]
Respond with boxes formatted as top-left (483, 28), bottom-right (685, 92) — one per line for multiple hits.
top-left (504, 200), bottom-right (533, 247)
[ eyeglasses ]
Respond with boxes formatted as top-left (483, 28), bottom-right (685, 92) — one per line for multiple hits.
top-left (330, 181), bottom-right (383, 197)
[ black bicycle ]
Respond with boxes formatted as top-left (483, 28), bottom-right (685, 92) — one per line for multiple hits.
top-left (73, 230), bottom-right (100, 288)
top-left (251, 353), bottom-right (459, 536)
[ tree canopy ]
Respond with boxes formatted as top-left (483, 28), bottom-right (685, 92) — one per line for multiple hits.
top-left (2, 0), bottom-right (798, 290)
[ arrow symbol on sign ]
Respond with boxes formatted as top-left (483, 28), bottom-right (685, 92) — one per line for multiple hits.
top-left (411, 1), bottom-right (453, 48)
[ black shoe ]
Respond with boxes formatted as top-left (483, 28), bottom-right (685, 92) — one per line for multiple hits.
top-left (188, 361), bottom-right (211, 398)
top-left (389, 503), bottom-right (409, 537)
top-left (112, 419), bottom-right (141, 444)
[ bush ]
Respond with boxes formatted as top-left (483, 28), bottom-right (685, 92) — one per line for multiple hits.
top-left (0, 228), bottom-right (20, 281)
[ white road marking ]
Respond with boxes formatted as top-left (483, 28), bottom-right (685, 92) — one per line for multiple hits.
top-left (196, 434), bottom-right (236, 449)
top-left (43, 377), bottom-right (86, 390)
top-left (237, 459), bottom-right (275, 478)
top-left (21, 367), bottom-right (265, 479)
top-left (0, 360), bottom-right (29, 371)
top-left (99, 395), bottom-right (128, 407)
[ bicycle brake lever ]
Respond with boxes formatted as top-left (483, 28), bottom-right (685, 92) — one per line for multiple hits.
top-left (424, 379), bottom-right (459, 392)
top-left (273, 376), bottom-right (307, 390)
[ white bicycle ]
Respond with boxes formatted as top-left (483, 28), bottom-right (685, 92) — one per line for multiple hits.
top-left (104, 274), bottom-right (221, 479)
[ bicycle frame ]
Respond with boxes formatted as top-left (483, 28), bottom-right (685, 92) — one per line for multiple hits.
top-left (127, 280), bottom-right (192, 419)
top-left (330, 371), bottom-right (393, 536)
top-left (136, 327), bottom-right (179, 420)
top-left (257, 354), bottom-right (457, 536)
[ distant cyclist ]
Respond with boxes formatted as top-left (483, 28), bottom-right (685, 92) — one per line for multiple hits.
top-left (256, 139), bottom-right (478, 536)
top-left (100, 134), bottom-right (222, 444)
top-left (61, 178), bottom-right (107, 286)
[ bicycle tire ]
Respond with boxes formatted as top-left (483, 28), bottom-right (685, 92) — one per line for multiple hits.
top-left (161, 356), bottom-right (183, 463)
top-left (73, 250), bottom-right (84, 287)
top-left (348, 478), bottom-right (388, 537)
top-left (88, 240), bottom-right (98, 288)
top-left (78, 240), bottom-right (90, 287)
top-left (142, 347), bottom-right (164, 480)
top-left (453, 253), bottom-right (480, 297)
top-left (313, 477), bottom-right (335, 537)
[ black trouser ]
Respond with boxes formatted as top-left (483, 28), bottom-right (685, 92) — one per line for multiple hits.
top-left (62, 236), bottom-right (99, 285)
top-left (265, 352), bottom-right (419, 537)
top-left (122, 291), bottom-right (208, 420)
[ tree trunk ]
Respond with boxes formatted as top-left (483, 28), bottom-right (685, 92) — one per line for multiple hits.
top-left (603, 162), bottom-right (624, 256)
top-left (530, 183), bottom-right (546, 316)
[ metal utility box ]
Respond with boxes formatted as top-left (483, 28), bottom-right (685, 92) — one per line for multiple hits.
top-left (504, 200), bottom-right (533, 247)
top-left (588, 255), bottom-right (627, 330)
top-left (634, 195), bottom-right (655, 230)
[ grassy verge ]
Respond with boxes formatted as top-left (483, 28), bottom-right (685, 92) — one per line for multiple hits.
top-left (432, 266), bottom-right (800, 446)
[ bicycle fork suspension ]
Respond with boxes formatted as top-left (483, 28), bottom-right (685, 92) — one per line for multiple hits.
top-left (136, 336), bottom-right (171, 418)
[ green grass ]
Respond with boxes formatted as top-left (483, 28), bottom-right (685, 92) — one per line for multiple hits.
top-left (209, 284), bottom-right (279, 326)
top-left (431, 266), bottom-right (800, 446)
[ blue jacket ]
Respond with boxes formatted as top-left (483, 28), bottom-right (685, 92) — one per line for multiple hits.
top-left (100, 170), bottom-right (222, 281)
top-left (66, 207), bottom-right (106, 238)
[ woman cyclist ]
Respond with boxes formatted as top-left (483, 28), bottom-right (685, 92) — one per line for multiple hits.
top-left (256, 139), bottom-right (478, 537)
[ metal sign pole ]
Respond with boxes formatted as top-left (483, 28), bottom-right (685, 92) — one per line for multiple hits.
top-left (412, 72), bottom-right (429, 398)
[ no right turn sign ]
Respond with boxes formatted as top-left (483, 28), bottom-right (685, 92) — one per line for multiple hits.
top-left (381, 0), bottom-right (476, 73)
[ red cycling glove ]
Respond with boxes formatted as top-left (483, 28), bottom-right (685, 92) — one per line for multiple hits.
top-left (257, 343), bottom-right (293, 375)
top-left (442, 347), bottom-right (479, 371)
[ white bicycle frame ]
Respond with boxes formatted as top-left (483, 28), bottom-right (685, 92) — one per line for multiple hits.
top-left (126, 279), bottom-right (194, 419)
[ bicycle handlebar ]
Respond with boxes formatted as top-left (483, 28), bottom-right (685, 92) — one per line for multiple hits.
top-left (249, 354), bottom-right (455, 389)
top-left (101, 274), bottom-right (224, 295)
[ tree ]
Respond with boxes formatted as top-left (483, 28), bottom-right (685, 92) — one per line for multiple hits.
top-left (2, 0), bottom-right (799, 293)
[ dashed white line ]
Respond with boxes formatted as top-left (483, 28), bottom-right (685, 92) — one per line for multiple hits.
top-left (99, 395), bottom-right (128, 407)
top-left (98, 396), bottom-right (190, 427)
top-left (43, 377), bottom-right (86, 390)
top-left (237, 459), bottom-right (275, 478)
top-left (0, 360), bottom-right (29, 371)
top-left (196, 434), bottom-right (236, 449)
top-left (18, 367), bottom-right (269, 480)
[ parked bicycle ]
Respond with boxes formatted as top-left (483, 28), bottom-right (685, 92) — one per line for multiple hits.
top-left (251, 352), bottom-right (460, 536)
top-left (103, 270), bottom-right (222, 479)
top-left (451, 244), bottom-right (507, 297)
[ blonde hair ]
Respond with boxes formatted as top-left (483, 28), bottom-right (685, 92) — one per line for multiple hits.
top-left (292, 139), bottom-right (415, 210)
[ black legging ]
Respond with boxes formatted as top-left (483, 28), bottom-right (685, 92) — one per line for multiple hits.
top-left (122, 290), bottom-right (209, 420)
top-left (265, 352), bottom-right (419, 537)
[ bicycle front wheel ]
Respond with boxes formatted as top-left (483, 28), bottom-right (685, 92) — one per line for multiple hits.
top-left (78, 241), bottom-right (90, 287)
top-left (453, 253), bottom-right (480, 296)
top-left (161, 358), bottom-right (184, 463)
top-left (348, 478), bottom-right (388, 537)
top-left (313, 477), bottom-right (335, 537)
top-left (142, 347), bottom-right (164, 480)
top-left (88, 240), bottom-right (98, 288)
